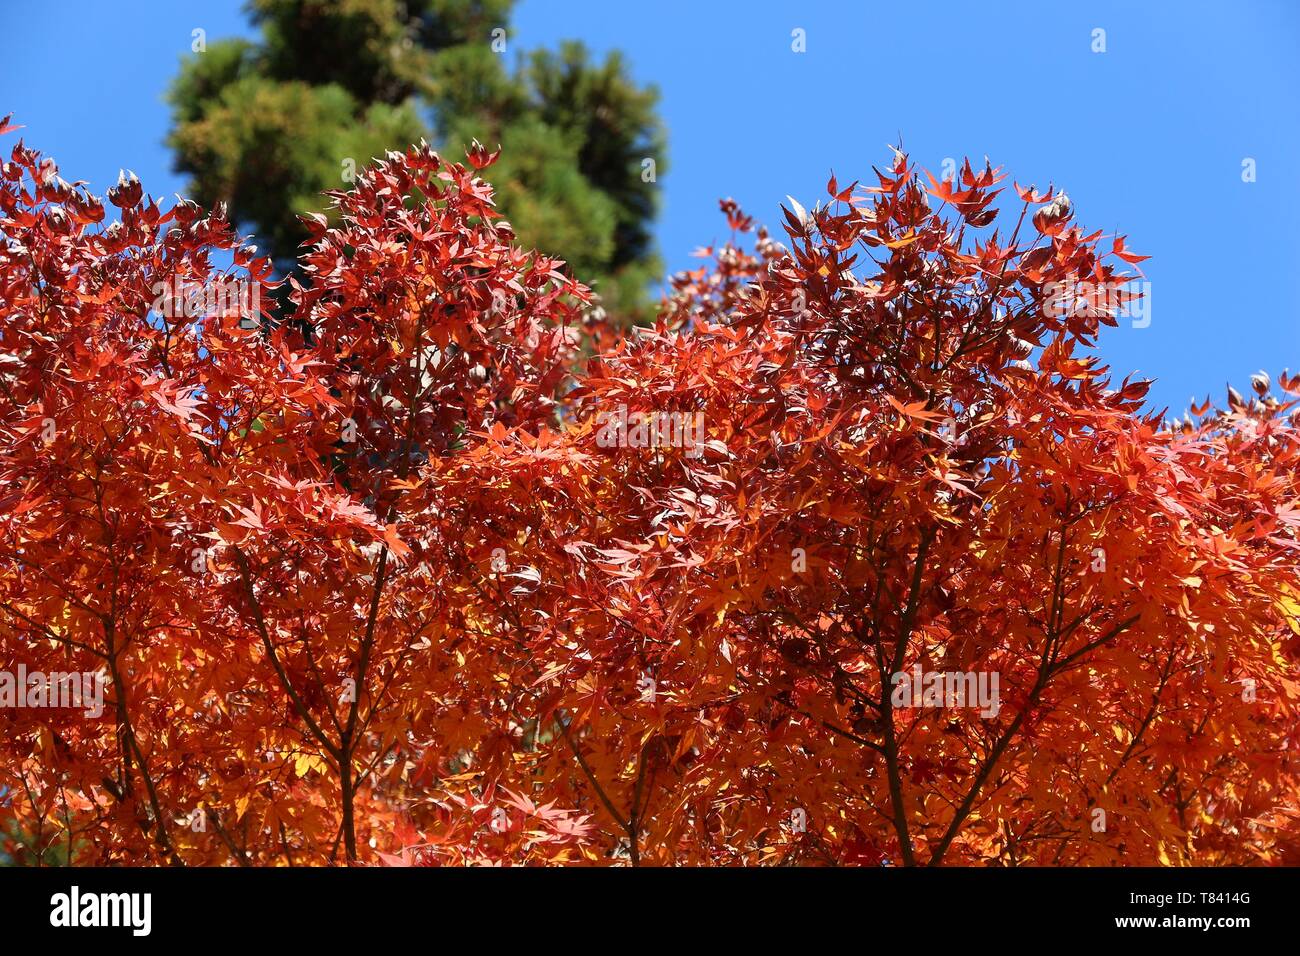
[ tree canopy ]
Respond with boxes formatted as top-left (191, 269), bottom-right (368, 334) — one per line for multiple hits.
top-left (2, 116), bottom-right (1298, 866)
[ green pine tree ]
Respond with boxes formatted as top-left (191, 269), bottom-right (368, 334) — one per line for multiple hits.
top-left (167, 0), bottom-right (667, 321)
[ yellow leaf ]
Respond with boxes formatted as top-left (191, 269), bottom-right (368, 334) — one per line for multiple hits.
top-left (294, 753), bottom-right (325, 778)
top-left (1277, 587), bottom-right (1300, 635)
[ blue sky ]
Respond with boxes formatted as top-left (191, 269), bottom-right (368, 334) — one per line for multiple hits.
top-left (3, 0), bottom-right (1296, 414)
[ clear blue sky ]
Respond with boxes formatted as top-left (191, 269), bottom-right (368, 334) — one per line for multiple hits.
top-left (3, 0), bottom-right (1297, 415)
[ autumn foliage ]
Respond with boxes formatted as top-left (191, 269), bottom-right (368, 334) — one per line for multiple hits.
top-left (2, 114), bottom-right (1298, 866)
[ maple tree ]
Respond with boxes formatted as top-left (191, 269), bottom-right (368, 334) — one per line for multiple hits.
top-left (1, 114), bottom-right (1297, 866)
